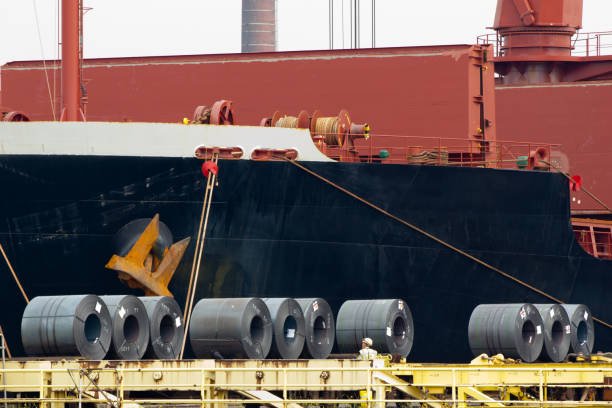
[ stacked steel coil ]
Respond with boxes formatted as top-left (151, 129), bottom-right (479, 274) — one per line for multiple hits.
top-left (101, 295), bottom-right (150, 360)
top-left (534, 304), bottom-right (571, 362)
top-left (21, 295), bottom-right (113, 360)
top-left (469, 304), bottom-right (544, 362)
top-left (21, 295), bottom-right (184, 360)
top-left (189, 297), bottom-right (274, 359)
top-left (140, 296), bottom-right (184, 359)
top-left (263, 298), bottom-right (306, 359)
top-left (336, 299), bottom-right (414, 358)
top-left (469, 303), bottom-right (595, 362)
top-left (562, 304), bottom-right (595, 356)
top-left (24, 296), bottom-right (593, 363)
top-left (296, 298), bottom-right (335, 359)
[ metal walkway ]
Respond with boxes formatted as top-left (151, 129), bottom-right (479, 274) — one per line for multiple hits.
top-left (0, 358), bottom-right (611, 407)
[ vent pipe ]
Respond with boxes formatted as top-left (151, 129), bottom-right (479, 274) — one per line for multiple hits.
top-left (241, 0), bottom-right (276, 53)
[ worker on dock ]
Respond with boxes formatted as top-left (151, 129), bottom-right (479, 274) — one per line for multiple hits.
top-left (358, 337), bottom-right (378, 360)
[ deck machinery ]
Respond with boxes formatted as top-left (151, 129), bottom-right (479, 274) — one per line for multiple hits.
top-left (1, 356), bottom-right (611, 407)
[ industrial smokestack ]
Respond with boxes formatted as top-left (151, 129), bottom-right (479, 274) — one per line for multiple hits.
top-left (242, 0), bottom-right (276, 53)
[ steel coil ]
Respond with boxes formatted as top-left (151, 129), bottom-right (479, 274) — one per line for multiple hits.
top-left (295, 298), bottom-right (335, 359)
top-left (468, 304), bottom-right (543, 362)
top-left (113, 218), bottom-right (173, 259)
top-left (336, 299), bottom-right (414, 358)
top-left (263, 298), bottom-right (305, 359)
top-left (139, 296), bottom-right (184, 359)
top-left (189, 298), bottom-right (273, 359)
top-left (100, 295), bottom-right (149, 360)
top-left (562, 304), bottom-right (595, 355)
top-left (21, 295), bottom-right (112, 359)
top-left (534, 304), bottom-right (571, 362)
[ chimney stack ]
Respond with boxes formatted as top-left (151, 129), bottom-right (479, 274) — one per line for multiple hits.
top-left (242, 0), bottom-right (276, 53)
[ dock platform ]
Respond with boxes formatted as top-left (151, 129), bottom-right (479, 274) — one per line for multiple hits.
top-left (0, 358), bottom-right (611, 407)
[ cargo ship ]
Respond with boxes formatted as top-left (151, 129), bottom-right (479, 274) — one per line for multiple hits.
top-left (0, 0), bottom-right (611, 362)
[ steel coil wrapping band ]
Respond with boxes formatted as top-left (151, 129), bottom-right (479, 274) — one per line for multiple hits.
top-left (562, 304), bottom-right (595, 355)
top-left (296, 298), bottom-right (335, 359)
top-left (263, 298), bottom-right (305, 359)
top-left (189, 298), bottom-right (273, 359)
top-left (468, 304), bottom-right (544, 362)
top-left (336, 299), bottom-right (414, 358)
top-left (534, 304), bottom-right (571, 362)
top-left (101, 295), bottom-right (149, 360)
top-left (139, 296), bottom-right (184, 359)
top-left (21, 295), bottom-right (112, 359)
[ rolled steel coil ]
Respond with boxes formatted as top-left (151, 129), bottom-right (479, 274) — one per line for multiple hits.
top-left (295, 298), bottom-right (335, 359)
top-left (190, 298), bottom-right (272, 359)
top-left (263, 298), bottom-right (305, 359)
top-left (468, 304), bottom-right (544, 362)
top-left (140, 296), bottom-right (184, 359)
top-left (336, 299), bottom-right (414, 358)
top-left (100, 295), bottom-right (149, 360)
top-left (21, 295), bottom-right (112, 359)
top-left (562, 304), bottom-right (595, 355)
top-left (534, 304), bottom-right (571, 362)
top-left (113, 218), bottom-right (173, 259)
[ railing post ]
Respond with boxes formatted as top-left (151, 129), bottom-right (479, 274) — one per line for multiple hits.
top-left (597, 34), bottom-right (601, 56)
top-left (282, 368), bottom-right (287, 408)
top-left (587, 36), bottom-right (590, 56)
top-left (119, 365), bottom-right (124, 408)
top-left (39, 369), bottom-right (44, 408)
top-left (367, 366), bottom-right (371, 408)
top-left (200, 369), bottom-right (205, 408)
top-left (452, 368), bottom-right (457, 408)
top-left (539, 369), bottom-right (544, 407)
top-left (78, 370), bottom-right (82, 408)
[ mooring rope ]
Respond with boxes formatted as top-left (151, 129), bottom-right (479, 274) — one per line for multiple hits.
top-left (275, 116), bottom-right (299, 128)
top-left (179, 153), bottom-right (219, 359)
top-left (315, 117), bottom-right (340, 145)
top-left (283, 157), bottom-right (612, 330)
top-left (0, 242), bottom-right (29, 304)
top-left (541, 159), bottom-right (612, 214)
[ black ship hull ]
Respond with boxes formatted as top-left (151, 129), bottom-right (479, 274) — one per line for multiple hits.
top-left (0, 156), bottom-right (610, 361)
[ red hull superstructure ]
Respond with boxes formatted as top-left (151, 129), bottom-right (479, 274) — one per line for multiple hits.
top-left (0, 45), bottom-right (499, 164)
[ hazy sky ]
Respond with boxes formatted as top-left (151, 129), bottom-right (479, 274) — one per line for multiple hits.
top-left (1, 0), bottom-right (611, 66)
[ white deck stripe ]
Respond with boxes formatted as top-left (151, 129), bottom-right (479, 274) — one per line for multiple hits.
top-left (0, 122), bottom-right (333, 161)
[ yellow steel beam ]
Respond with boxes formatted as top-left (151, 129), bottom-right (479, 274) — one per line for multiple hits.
top-left (459, 387), bottom-right (505, 407)
top-left (373, 370), bottom-right (444, 408)
top-left (238, 390), bottom-right (303, 408)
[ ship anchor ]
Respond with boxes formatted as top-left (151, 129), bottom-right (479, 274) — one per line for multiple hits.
top-left (105, 214), bottom-right (191, 297)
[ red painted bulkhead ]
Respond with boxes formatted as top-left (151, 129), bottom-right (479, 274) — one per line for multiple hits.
top-left (0, 45), bottom-right (494, 154)
top-left (495, 81), bottom-right (612, 213)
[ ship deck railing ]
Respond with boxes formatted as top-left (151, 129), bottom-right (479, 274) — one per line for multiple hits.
top-left (1, 358), bottom-right (611, 407)
top-left (317, 132), bottom-right (559, 169)
top-left (477, 30), bottom-right (612, 58)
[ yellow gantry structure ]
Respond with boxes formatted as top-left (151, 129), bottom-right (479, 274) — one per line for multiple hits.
top-left (0, 357), bottom-right (611, 408)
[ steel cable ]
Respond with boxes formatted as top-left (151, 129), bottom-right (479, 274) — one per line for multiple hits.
top-left (0, 242), bottom-right (29, 304)
top-left (283, 157), bottom-right (612, 330)
top-left (32, 0), bottom-right (57, 120)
